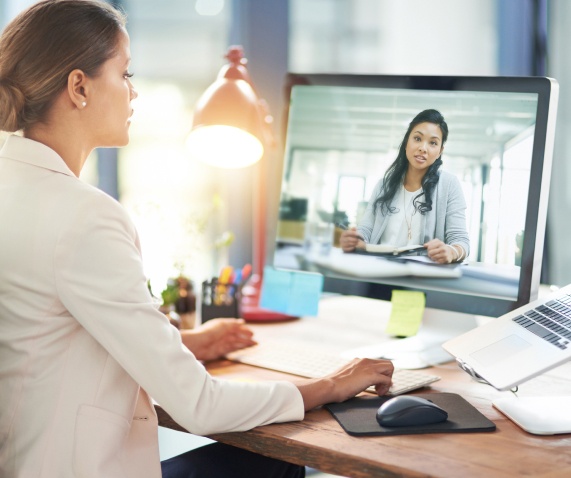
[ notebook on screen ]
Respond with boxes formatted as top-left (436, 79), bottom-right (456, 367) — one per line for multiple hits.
top-left (443, 283), bottom-right (571, 391)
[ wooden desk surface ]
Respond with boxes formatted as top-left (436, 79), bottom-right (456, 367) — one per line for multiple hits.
top-left (157, 359), bottom-right (571, 478)
top-left (157, 296), bottom-right (571, 477)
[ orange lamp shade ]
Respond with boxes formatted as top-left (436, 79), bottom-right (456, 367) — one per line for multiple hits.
top-left (186, 46), bottom-right (268, 168)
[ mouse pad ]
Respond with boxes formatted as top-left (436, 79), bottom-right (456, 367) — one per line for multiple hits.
top-left (324, 392), bottom-right (496, 436)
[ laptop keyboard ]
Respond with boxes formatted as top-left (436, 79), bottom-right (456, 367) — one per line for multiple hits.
top-left (513, 294), bottom-right (571, 350)
top-left (226, 341), bottom-right (440, 396)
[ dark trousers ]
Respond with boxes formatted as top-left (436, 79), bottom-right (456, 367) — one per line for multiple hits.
top-left (161, 442), bottom-right (305, 478)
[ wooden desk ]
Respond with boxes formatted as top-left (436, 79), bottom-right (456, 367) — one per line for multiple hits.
top-left (157, 296), bottom-right (571, 477)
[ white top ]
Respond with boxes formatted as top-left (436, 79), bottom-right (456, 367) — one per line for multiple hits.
top-left (0, 135), bottom-right (304, 478)
top-left (380, 186), bottom-right (423, 247)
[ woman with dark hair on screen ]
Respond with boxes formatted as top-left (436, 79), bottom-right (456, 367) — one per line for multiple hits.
top-left (340, 109), bottom-right (470, 264)
top-left (0, 1), bottom-right (393, 477)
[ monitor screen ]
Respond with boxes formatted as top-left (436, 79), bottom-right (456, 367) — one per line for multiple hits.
top-left (272, 74), bottom-right (558, 323)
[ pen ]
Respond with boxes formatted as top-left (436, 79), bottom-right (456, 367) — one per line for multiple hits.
top-left (233, 270), bottom-right (242, 285)
top-left (335, 223), bottom-right (364, 240)
top-left (240, 263), bottom-right (252, 283)
top-left (218, 266), bottom-right (233, 284)
top-left (228, 271), bottom-right (236, 284)
top-left (215, 266), bottom-right (234, 305)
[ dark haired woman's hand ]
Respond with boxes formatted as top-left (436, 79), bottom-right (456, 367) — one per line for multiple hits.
top-left (424, 239), bottom-right (459, 263)
top-left (340, 228), bottom-right (365, 252)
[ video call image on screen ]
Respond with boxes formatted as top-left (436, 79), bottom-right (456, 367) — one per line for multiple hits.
top-left (274, 82), bottom-right (541, 306)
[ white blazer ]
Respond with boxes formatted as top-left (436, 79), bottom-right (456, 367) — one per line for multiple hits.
top-left (0, 135), bottom-right (304, 478)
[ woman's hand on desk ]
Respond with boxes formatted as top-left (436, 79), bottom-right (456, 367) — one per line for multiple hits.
top-left (181, 318), bottom-right (257, 362)
top-left (295, 358), bottom-right (394, 411)
top-left (424, 239), bottom-right (459, 264)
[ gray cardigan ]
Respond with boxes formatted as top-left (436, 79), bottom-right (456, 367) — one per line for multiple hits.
top-left (357, 170), bottom-right (470, 256)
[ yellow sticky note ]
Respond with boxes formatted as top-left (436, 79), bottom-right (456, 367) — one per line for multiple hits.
top-left (385, 290), bottom-right (425, 337)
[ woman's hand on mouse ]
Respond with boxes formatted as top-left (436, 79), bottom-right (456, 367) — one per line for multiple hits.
top-left (295, 358), bottom-right (394, 411)
top-left (181, 318), bottom-right (257, 362)
top-left (339, 228), bottom-right (366, 252)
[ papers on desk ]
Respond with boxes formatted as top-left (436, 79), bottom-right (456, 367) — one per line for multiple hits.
top-left (309, 249), bottom-right (462, 279)
top-left (460, 262), bottom-right (520, 286)
top-left (364, 243), bottom-right (425, 255)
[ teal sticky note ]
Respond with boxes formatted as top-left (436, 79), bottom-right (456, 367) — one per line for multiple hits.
top-left (288, 270), bottom-right (323, 316)
top-left (260, 266), bottom-right (291, 312)
top-left (260, 266), bottom-right (323, 317)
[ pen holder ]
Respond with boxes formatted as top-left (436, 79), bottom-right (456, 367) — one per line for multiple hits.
top-left (200, 279), bottom-right (240, 323)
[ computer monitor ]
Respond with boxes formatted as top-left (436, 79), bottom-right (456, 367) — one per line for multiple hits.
top-left (271, 74), bottom-right (558, 367)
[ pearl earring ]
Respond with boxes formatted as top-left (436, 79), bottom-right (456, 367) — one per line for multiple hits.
top-left (82, 101), bottom-right (87, 108)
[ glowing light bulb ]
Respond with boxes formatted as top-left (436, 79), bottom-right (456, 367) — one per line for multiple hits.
top-left (186, 125), bottom-right (263, 168)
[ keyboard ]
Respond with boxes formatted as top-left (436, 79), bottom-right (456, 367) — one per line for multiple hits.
top-left (513, 294), bottom-right (571, 350)
top-left (226, 341), bottom-right (440, 396)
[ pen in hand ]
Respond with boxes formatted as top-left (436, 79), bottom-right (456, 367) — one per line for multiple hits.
top-left (335, 223), bottom-right (365, 241)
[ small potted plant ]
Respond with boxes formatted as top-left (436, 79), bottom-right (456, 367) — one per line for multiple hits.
top-left (160, 276), bottom-right (197, 329)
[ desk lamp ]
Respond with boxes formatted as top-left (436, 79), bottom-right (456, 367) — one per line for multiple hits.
top-left (186, 45), bottom-right (274, 168)
top-left (187, 46), bottom-right (294, 321)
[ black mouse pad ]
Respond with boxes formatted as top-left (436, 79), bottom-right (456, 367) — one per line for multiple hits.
top-left (324, 392), bottom-right (496, 436)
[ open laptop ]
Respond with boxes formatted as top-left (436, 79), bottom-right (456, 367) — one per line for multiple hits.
top-left (443, 284), bottom-right (571, 435)
top-left (443, 283), bottom-right (571, 391)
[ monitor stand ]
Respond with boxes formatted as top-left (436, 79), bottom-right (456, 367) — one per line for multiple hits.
top-left (340, 307), bottom-right (482, 369)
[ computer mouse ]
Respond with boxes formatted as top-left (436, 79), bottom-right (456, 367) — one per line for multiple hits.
top-left (376, 396), bottom-right (448, 427)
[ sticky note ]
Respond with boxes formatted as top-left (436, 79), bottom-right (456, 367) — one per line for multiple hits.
top-left (385, 290), bottom-right (425, 337)
top-left (260, 266), bottom-right (323, 317)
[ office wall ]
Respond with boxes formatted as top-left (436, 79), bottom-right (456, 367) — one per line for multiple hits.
top-left (290, 0), bottom-right (497, 76)
top-left (547, 0), bottom-right (571, 287)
